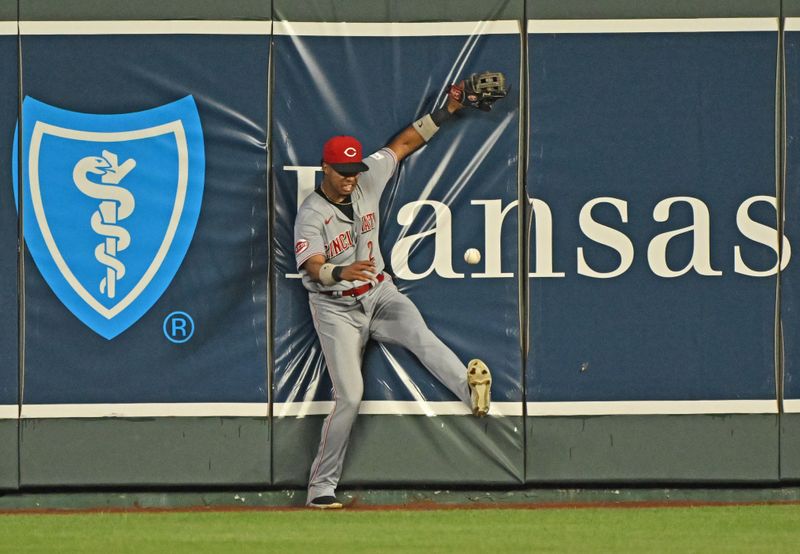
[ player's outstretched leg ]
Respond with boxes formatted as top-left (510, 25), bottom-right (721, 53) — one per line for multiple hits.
top-left (467, 359), bottom-right (492, 416)
top-left (368, 280), bottom-right (492, 415)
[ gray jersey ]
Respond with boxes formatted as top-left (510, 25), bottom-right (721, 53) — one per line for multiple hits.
top-left (293, 145), bottom-right (480, 506)
top-left (294, 148), bottom-right (398, 292)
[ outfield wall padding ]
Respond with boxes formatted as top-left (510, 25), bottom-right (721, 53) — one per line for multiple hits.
top-left (14, 0), bottom-right (270, 487)
top-left (525, 1), bottom-right (781, 482)
top-left (19, 418), bottom-right (269, 487)
top-left (528, 416), bottom-right (779, 483)
top-left (781, 16), bottom-right (800, 477)
top-left (0, 420), bottom-right (17, 489)
top-left (0, 0), bottom-right (797, 490)
top-left (0, 2), bottom-right (18, 490)
top-left (271, 0), bottom-right (524, 487)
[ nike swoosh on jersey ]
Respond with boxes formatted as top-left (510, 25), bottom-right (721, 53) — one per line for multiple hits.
top-left (324, 216), bottom-right (333, 224)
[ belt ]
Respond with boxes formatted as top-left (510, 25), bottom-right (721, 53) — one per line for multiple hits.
top-left (321, 272), bottom-right (385, 298)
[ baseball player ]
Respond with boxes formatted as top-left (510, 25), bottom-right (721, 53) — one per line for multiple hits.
top-left (293, 73), bottom-right (507, 509)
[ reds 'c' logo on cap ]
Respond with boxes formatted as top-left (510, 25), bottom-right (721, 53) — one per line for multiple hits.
top-left (322, 135), bottom-right (370, 173)
top-left (323, 136), bottom-right (364, 164)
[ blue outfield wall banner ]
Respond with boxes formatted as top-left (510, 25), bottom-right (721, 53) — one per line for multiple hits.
top-left (527, 19), bottom-right (780, 414)
top-left (272, 23), bottom-right (522, 414)
top-left (17, 23), bottom-right (269, 412)
top-left (783, 21), bottom-right (800, 415)
top-left (0, 30), bottom-right (17, 419)
top-left (0, 11), bottom-right (791, 487)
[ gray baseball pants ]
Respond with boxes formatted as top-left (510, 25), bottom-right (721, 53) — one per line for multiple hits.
top-left (306, 276), bottom-right (471, 503)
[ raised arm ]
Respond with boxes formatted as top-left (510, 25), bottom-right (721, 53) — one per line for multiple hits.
top-left (386, 71), bottom-right (509, 163)
top-left (386, 93), bottom-right (463, 162)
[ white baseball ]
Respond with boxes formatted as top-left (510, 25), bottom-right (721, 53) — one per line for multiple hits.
top-left (464, 248), bottom-right (481, 265)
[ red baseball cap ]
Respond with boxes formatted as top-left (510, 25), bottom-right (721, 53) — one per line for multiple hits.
top-left (322, 135), bottom-right (370, 174)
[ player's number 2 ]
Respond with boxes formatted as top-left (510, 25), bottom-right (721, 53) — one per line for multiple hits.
top-left (367, 240), bottom-right (375, 263)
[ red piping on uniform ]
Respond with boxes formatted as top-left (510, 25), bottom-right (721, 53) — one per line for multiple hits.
top-left (381, 147), bottom-right (399, 176)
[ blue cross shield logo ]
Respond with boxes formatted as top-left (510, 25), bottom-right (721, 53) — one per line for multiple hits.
top-left (13, 96), bottom-right (205, 339)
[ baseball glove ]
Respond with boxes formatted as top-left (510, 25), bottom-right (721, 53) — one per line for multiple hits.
top-left (449, 71), bottom-right (508, 111)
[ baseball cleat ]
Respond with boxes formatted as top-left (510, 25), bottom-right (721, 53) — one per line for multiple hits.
top-left (308, 496), bottom-right (343, 510)
top-left (467, 359), bottom-right (492, 417)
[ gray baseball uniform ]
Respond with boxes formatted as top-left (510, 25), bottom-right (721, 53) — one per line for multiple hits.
top-left (294, 147), bottom-right (472, 503)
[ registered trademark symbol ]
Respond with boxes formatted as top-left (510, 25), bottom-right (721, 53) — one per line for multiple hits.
top-left (163, 311), bottom-right (194, 343)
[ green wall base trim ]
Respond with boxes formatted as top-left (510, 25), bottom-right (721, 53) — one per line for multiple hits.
top-left (1, 487), bottom-right (799, 512)
top-left (274, 0), bottom-right (523, 23)
top-left (273, 415), bottom-right (524, 487)
top-left (19, 418), bottom-right (270, 487)
top-left (527, 415), bottom-right (780, 483)
top-left (336, 486), bottom-right (800, 508)
top-left (0, 0), bottom-right (14, 21)
top-left (0, 419), bottom-right (18, 490)
top-left (528, 0), bottom-right (781, 19)
top-left (19, 0), bottom-right (271, 21)
top-left (10, 0), bottom-right (787, 22)
top-left (0, 490), bottom-right (302, 511)
top-left (780, 413), bottom-right (800, 479)
top-left (786, 0), bottom-right (800, 18)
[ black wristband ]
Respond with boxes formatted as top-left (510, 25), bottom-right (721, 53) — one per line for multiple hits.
top-left (332, 266), bottom-right (344, 281)
top-left (430, 106), bottom-right (453, 127)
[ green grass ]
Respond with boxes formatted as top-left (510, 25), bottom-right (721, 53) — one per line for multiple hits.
top-left (0, 505), bottom-right (799, 553)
